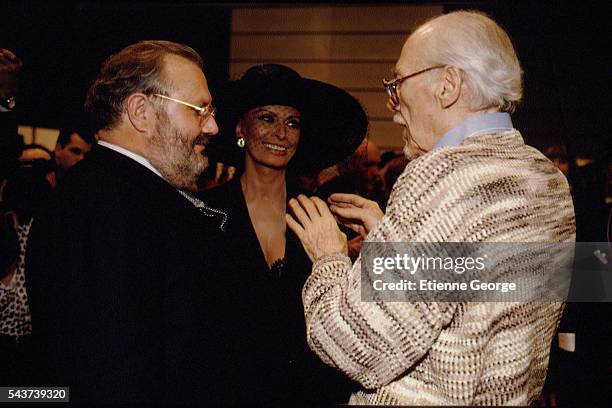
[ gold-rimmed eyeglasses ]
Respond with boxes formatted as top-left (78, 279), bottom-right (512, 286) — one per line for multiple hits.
top-left (382, 65), bottom-right (445, 106)
top-left (152, 94), bottom-right (217, 122)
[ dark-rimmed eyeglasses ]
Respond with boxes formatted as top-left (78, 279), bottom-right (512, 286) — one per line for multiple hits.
top-left (382, 65), bottom-right (445, 106)
top-left (152, 94), bottom-right (216, 123)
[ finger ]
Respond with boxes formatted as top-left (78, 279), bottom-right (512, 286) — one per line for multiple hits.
top-left (328, 193), bottom-right (368, 208)
top-left (285, 213), bottom-right (305, 239)
top-left (333, 212), bottom-right (356, 227)
top-left (215, 162), bottom-right (224, 182)
top-left (288, 197), bottom-right (312, 226)
top-left (297, 194), bottom-right (321, 218)
top-left (226, 166), bottom-right (236, 181)
top-left (329, 204), bottom-right (367, 222)
top-left (311, 196), bottom-right (334, 218)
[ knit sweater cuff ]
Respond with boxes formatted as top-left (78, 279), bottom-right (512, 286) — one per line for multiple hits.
top-left (304, 252), bottom-right (353, 311)
top-left (310, 253), bottom-right (352, 284)
top-left (313, 252), bottom-right (351, 270)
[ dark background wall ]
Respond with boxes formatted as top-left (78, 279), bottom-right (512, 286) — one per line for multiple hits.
top-left (1, 1), bottom-right (231, 130)
top-left (446, 0), bottom-right (610, 159)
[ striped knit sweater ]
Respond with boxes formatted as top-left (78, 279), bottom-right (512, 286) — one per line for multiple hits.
top-left (303, 130), bottom-right (575, 405)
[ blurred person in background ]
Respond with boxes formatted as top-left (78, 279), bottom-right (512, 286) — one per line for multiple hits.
top-left (1, 159), bottom-right (54, 386)
top-left (318, 138), bottom-right (385, 209)
top-left (18, 144), bottom-right (57, 188)
top-left (53, 125), bottom-right (94, 179)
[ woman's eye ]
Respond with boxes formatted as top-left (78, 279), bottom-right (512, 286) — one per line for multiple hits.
top-left (257, 114), bottom-right (274, 123)
top-left (286, 119), bottom-right (301, 129)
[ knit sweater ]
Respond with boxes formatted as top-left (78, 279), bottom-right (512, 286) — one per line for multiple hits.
top-left (303, 130), bottom-right (576, 405)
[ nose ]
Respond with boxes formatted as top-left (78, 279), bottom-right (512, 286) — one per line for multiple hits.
top-left (202, 116), bottom-right (219, 136)
top-left (275, 123), bottom-right (287, 140)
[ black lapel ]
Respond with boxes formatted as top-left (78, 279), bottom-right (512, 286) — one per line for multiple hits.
top-left (86, 145), bottom-right (202, 218)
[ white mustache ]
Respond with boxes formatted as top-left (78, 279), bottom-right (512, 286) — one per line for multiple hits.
top-left (393, 113), bottom-right (407, 126)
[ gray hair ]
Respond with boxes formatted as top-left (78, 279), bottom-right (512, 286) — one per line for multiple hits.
top-left (417, 11), bottom-right (523, 113)
top-left (84, 40), bottom-right (203, 132)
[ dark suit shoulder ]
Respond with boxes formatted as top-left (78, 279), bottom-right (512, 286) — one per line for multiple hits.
top-left (198, 179), bottom-right (241, 211)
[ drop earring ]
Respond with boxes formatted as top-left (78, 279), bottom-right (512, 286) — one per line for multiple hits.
top-left (237, 137), bottom-right (245, 148)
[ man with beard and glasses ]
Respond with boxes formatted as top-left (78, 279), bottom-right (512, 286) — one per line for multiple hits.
top-left (25, 41), bottom-right (231, 404)
top-left (287, 11), bottom-right (575, 405)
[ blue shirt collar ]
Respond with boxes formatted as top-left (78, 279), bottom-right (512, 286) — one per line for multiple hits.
top-left (433, 112), bottom-right (514, 149)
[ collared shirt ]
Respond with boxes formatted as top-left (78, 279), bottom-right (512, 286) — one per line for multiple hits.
top-left (97, 140), bottom-right (164, 180)
top-left (433, 112), bottom-right (514, 149)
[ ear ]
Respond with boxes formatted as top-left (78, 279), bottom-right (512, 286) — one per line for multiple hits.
top-left (125, 93), bottom-right (153, 133)
top-left (437, 66), bottom-right (462, 109)
top-left (54, 143), bottom-right (62, 155)
top-left (235, 121), bottom-right (244, 139)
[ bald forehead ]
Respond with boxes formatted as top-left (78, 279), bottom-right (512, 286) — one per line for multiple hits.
top-left (162, 54), bottom-right (211, 103)
top-left (395, 26), bottom-right (424, 76)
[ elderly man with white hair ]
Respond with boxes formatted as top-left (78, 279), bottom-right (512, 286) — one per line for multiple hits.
top-left (287, 10), bottom-right (575, 405)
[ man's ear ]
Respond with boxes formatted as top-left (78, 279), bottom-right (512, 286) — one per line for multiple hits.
top-left (437, 66), bottom-right (462, 109)
top-left (125, 93), bottom-right (153, 133)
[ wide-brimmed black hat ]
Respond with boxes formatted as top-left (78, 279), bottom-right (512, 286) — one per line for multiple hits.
top-left (207, 64), bottom-right (368, 174)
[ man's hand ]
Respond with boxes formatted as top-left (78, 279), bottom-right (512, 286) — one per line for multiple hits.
top-left (286, 195), bottom-right (347, 262)
top-left (328, 193), bottom-right (384, 238)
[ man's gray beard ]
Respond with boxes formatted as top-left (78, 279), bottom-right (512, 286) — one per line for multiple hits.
top-left (403, 142), bottom-right (422, 161)
top-left (393, 113), bottom-right (422, 161)
top-left (148, 113), bottom-right (208, 191)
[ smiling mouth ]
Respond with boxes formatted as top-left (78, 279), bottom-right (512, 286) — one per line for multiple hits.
top-left (262, 142), bottom-right (288, 152)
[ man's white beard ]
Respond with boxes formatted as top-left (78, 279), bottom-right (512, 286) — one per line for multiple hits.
top-left (393, 113), bottom-right (424, 160)
top-left (148, 111), bottom-right (208, 191)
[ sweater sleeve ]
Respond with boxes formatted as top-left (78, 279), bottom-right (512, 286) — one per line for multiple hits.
top-left (302, 160), bottom-right (458, 389)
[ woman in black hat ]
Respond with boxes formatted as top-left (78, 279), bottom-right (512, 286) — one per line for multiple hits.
top-left (201, 64), bottom-right (367, 405)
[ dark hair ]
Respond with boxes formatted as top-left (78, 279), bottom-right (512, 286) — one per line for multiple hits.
top-left (0, 48), bottom-right (22, 74)
top-left (56, 126), bottom-right (95, 147)
top-left (3, 159), bottom-right (55, 221)
top-left (22, 143), bottom-right (53, 156)
top-left (84, 40), bottom-right (203, 133)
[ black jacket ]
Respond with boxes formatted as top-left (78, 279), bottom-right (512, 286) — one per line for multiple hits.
top-left (26, 145), bottom-right (231, 404)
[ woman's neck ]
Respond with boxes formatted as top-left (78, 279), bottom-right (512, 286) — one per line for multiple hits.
top-left (240, 159), bottom-right (287, 203)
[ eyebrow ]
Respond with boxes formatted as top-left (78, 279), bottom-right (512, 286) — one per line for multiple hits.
top-left (252, 108), bottom-right (301, 118)
top-left (194, 94), bottom-right (212, 107)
